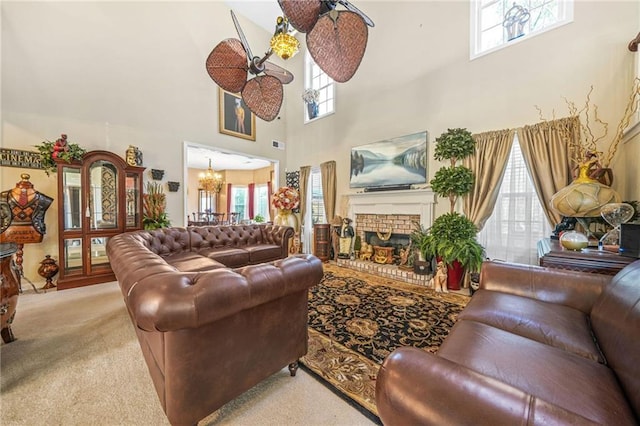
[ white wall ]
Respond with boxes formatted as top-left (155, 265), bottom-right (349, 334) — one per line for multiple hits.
top-left (2, 1), bottom-right (639, 280)
top-left (283, 1), bottom-right (640, 216)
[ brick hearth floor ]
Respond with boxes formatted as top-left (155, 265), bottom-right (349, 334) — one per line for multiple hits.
top-left (334, 258), bottom-right (472, 296)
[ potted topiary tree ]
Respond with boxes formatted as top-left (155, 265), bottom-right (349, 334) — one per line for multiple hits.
top-left (427, 128), bottom-right (485, 290)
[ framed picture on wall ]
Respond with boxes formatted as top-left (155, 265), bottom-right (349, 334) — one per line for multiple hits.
top-left (218, 88), bottom-right (256, 141)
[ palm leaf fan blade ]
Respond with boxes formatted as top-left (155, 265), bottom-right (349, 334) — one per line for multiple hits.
top-left (277, 0), bottom-right (321, 33)
top-left (242, 75), bottom-right (283, 122)
top-left (307, 11), bottom-right (368, 83)
top-left (205, 38), bottom-right (248, 93)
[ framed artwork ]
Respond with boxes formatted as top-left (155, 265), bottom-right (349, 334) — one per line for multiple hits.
top-left (218, 88), bottom-right (256, 141)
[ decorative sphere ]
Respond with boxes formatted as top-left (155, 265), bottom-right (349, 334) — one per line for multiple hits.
top-left (560, 231), bottom-right (589, 251)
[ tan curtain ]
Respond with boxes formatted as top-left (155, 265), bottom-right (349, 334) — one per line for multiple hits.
top-left (517, 116), bottom-right (579, 227)
top-left (320, 160), bottom-right (336, 224)
top-left (299, 166), bottom-right (311, 227)
top-left (463, 129), bottom-right (514, 231)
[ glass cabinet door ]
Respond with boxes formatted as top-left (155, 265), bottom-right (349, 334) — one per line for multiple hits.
top-left (63, 238), bottom-right (83, 272)
top-left (62, 167), bottom-right (82, 230)
top-left (88, 160), bottom-right (119, 230)
top-left (125, 173), bottom-right (140, 229)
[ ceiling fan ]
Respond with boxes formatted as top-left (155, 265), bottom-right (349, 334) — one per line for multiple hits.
top-left (278, 0), bottom-right (374, 83)
top-left (205, 1), bottom-right (374, 122)
top-left (206, 10), bottom-right (294, 121)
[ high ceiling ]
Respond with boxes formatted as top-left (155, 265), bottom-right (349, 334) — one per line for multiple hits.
top-left (187, 2), bottom-right (280, 172)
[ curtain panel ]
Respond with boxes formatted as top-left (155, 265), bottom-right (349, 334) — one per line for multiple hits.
top-left (299, 166), bottom-right (311, 227)
top-left (320, 160), bottom-right (336, 224)
top-left (517, 116), bottom-right (579, 227)
top-left (463, 129), bottom-right (515, 232)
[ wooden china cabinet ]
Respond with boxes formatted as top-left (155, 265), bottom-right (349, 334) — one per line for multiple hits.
top-left (56, 151), bottom-right (145, 289)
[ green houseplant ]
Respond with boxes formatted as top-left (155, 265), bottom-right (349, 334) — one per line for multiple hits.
top-left (143, 182), bottom-right (171, 230)
top-left (428, 128), bottom-right (485, 289)
top-left (35, 134), bottom-right (86, 176)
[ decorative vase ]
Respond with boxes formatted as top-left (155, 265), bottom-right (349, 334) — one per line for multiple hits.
top-left (274, 209), bottom-right (299, 233)
top-left (38, 254), bottom-right (59, 290)
top-left (306, 102), bottom-right (318, 120)
top-left (560, 231), bottom-right (589, 251)
top-left (550, 164), bottom-right (620, 218)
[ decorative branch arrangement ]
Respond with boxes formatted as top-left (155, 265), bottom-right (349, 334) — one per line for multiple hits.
top-left (143, 182), bottom-right (171, 230)
top-left (537, 78), bottom-right (640, 170)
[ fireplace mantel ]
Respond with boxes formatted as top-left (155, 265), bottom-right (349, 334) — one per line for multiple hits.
top-left (347, 188), bottom-right (437, 229)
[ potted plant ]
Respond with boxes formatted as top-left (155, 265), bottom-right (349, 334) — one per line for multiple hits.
top-left (428, 128), bottom-right (485, 290)
top-left (35, 134), bottom-right (86, 176)
top-left (143, 182), bottom-right (171, 230)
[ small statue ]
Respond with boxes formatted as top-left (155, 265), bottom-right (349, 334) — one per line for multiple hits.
top-left (429, 260), bottom-right (449, 293)
top-left (126, 145), bottom-right (143, 167)
top-left (51, 134), bottom-right (69, 159)
top-left (360, 242), bottom-right (373, 261)
top-left (338, 217), bottom-right (354, 259)
top-left (399, 243), bottom-right (411, 266)
top-left (551, 216), bottom-right (577, 240)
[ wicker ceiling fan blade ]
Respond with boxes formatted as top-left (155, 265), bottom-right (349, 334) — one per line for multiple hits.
top-left (277, 0), bottom-right (321, 33)
top-left (336, 0), bottom-right (375, 27)
top-left (264, 61), bottom-right (294, 85)
top-left (241, 75), bottom-right (283, 122)
top-left (230, 10), bottom-right (253, 60)
top-left (307, 11), bottom-right (368, 83)
top-left (205, 38), bottom-right (249, 93)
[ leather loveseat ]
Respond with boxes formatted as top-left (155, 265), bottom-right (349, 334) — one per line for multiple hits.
top-left (106, 225), bottom-right (324, 425)
top-left (376, 259), bottom-right (640, 425)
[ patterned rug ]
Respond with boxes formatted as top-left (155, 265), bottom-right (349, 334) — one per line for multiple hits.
top-left (300, 263), bottom-right (469, 422)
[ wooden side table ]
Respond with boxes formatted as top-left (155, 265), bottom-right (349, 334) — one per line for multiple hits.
top-left (537, 238), bottom-right (635, 275)
top-left (313, 224), bottom-right (331, 262)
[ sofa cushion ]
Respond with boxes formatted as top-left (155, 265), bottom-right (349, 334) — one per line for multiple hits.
top-left (245, 244), bottom-right (283, 264)
top-left (437, 320), bottom-right (636, 425)
top-left (164, 252), bottom-right (225, 272)
top-left (205, 248), bottom-right (250, 268)
top-left (459, 290), bottom-right (603, 363)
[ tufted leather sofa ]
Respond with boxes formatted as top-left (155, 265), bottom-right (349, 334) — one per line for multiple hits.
top-left (106, 225), bottom-right (324, 426)
top-left (376, 259), bottom-right (640, 425)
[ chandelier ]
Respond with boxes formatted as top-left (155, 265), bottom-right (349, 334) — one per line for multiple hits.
top-left (270, 16), bottom-right (299, 60)
top-left (199, 159), bottom-right (224, 194)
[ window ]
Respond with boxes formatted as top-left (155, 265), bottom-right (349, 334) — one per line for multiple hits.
top-left (477, 137), bottom-right (551, 264)
top-left (471, 0), bottom-right (573, 58)
top-left (230, 186), bottom-right (248, 220)
top-left (304, 53), bottom-right (334, 121)
top-left (254, 184), bottom-right (269, 220)
top-left (310, 169), bottom-right (326, 225)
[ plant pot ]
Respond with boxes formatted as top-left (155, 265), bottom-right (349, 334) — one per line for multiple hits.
top-left (306, 102), bottom-right (318, 120)
top-left (447, 260), bottom-right (464, 290)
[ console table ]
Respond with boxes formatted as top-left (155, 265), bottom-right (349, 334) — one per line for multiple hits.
top-left (537, 238), bottom-right (635, 275)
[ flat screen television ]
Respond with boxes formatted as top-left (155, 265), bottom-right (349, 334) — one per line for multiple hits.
top-left (349, 131), bottom-right (428, 189)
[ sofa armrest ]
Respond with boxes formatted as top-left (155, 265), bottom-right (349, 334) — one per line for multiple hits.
top-left (260, 224), bottom-right (295, 258)
top-left (376, 347), bottom-right (599, 426)
top-left (127, 254), bottom-right (323, 332)
top-left (479, 261), bottom-right (611, 313)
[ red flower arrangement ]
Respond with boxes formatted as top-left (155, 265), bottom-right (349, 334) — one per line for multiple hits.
top-left (271, 186), bottom-right (300, 211)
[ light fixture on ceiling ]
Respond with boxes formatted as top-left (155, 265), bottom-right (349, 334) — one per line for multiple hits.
top-left (270, 16), bottom-right (299, 60)
top-left (205, 1), bottom-right (374, 122)
top-left (199, 159), bottom-right (224, 194)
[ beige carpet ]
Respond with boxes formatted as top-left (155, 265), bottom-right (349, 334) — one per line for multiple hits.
top-left (0, 281), bottom-right (374, 426)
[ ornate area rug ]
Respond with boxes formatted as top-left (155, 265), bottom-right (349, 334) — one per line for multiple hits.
top-left (300, 263), bottom-right (469, 422)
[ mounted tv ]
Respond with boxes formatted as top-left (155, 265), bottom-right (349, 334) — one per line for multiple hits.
top-left (350, 131), bottom-right (428, 189)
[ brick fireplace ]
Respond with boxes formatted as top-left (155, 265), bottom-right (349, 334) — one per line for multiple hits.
top-left (338, 188), bottom-right (438, 286)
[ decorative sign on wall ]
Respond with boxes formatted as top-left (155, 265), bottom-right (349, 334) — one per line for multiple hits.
top-left (0, 149), bottom-right (42, 169)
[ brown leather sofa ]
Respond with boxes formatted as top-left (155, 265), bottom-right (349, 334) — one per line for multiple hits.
top-left (106, 225), bottom-right (324, 426)
top-left (376, 260), bottom-right (640, 425)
